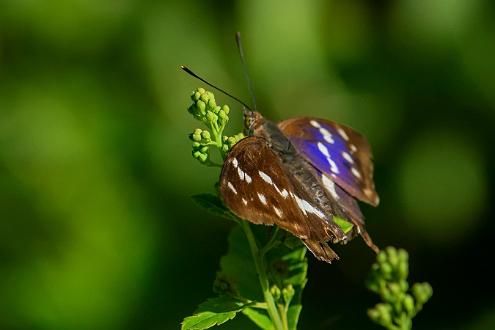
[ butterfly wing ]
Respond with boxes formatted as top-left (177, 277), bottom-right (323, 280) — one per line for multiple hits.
top-left (278, 117), bottom-right (379, 206)
top-left (219, 136), bottom-right (344, 262)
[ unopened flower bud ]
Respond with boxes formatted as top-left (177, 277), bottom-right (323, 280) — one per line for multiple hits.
top-left (403, 294), bottom-right (415, 315)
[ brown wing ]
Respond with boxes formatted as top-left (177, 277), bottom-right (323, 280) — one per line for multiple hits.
top-left (219, 136), bottom-right (342, 262)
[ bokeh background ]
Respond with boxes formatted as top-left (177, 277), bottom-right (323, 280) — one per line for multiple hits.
top-left (1, 0), bottom-right (494, 329)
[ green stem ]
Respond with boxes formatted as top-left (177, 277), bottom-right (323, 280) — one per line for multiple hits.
top-left (261, 227), bottom-right (280, 256)
top-left (278, 303), bottom-right (289, 329)
top-left (241, 222), bottom-right (285, 330)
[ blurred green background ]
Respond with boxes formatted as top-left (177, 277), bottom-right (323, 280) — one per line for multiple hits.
top-left (1, 0), bottom-right (494, 329)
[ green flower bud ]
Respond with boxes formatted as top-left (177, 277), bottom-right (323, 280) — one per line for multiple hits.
top-left (201, 130), bottom-right (211, 140)
top-left (206, 111), bottom-right (218, 123)
top-left (403, 294), bottom-right (415, 316)
top-left (380, 262), bottom-right (392, 277)
top-left (381, 288), bottom-right (394, 303)
top-left (377, 251), bottom-right (387, 264)
top-left (282, 284), bottom-right (295, 304)
top-left (398, 261), bottom-right (409, 279)
top-left (222, 144), bottom-right (229, 153)
top-left (218, 109), bottom-right (228, 121)
top-left (207, 98), bottom-right (216, 109)
top-left (412, 283), bottom-right (433, 304)
top-left (223, 135), bottom-right (228, 142)
top-left (399, 280), bottom-right (409, 292)
top-left (386, 246), bottom-right (399, 267)
top-left (222, 105), bottom-right (230, 114)
top-left (197, 100), bottom-right (206, 115)
top-left (368, 308), bottom-right (381, 323)
top-left (398, 249), bottom-right (409, 262)
top-left (198, 153), bottom-right (208, 162)
top-left (271, 285), bottom-right (281, 301)
top-left (389, 283), bottom-right (401, 295)
top-left (375, 304), bottom-right (392, 324)
top-left (192, 141), bottom-right (201, 148)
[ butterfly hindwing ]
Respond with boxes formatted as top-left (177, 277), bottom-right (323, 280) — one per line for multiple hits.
top-left (219, 136), bottom-right (342, 262)
top-left (278, 117), bottom-right (379, 206)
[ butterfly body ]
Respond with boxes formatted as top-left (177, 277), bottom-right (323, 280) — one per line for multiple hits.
top-left (219, 110), bottom-right (379, 263)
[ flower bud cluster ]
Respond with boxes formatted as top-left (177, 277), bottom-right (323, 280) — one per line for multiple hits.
top-left (187, 88), bottom-right (244, 164)
top-left (367, 247), bottom-right (432, 330)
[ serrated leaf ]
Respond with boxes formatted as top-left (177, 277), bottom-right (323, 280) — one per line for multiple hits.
top-left (242, 308), bottom-right (274, 330)
top-left (192, 193), bottom-right (238, 223)
top-left (181, 296), bottom-right (253, 330)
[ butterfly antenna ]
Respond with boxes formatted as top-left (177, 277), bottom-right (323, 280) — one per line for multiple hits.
top-left (180, 65), bottom-right (252, 111)
top-left (235, 32), bottom-right (257, 111)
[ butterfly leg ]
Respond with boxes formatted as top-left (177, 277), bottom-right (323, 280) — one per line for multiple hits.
top-left (360, 230), bottom-right (379, 254)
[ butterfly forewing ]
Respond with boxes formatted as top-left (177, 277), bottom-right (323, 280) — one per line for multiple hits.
top-left (219, 136), bottom-right (342, 262)
top-left (278, 117), bottom-right (379, 206)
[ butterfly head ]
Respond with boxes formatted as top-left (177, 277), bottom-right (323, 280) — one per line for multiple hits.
top-left (243, 109), bottom-right (264, 136)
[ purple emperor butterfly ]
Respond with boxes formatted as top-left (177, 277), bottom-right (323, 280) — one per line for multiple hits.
top-left (183, 35), bottom-right (379, 263)
top-left (218, 111), bottom-right (379, 263)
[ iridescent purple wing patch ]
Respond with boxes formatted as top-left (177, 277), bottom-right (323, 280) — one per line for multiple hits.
top-left (278, 117), bottom-right (379, 206)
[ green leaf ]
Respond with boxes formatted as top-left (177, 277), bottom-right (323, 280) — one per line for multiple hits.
top-left (242, 308), bottom-right (274, 330)
top-left (334, 216), bottom-right (354, 234)
top-left (287, 305), bottom-right (303, 330)
top-left (192, 193), bottom-right (238, 223)
top-left (220, 225), bottom-right (262, 301)
top-left (181, 296), bottom-right (253, 330)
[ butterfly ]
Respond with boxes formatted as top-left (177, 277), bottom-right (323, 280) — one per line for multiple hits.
top-left (219, 109), bottom-right (379, 263)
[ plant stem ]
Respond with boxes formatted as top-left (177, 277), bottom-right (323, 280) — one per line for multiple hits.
top-left (261, 227), bottom-right (280, 256)
top-left (241, 222), bottom-right (285, 330)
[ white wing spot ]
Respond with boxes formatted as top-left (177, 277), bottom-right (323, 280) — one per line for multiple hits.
top-left (317, 142), bottom-right (339, 174)
top-left (237, 167), bottom-right (245, 180)
top-left (280, 189), bottom-right (289, 198)
top-left (291, 193), bottom-right (325, 218)
top-left (242, 198), bottom-right (248, 205)
top-left (322, 175), bottom-right (339, 200)
top-left (342, 151), bottom-right (354, 164)
top-left (329, 158), bottom-right (339, 174)
top-left (310, 120), bottom-right (321, 128)
top-left (273, 206), bottom-right (283, 218)
top-left (317, 142), bottom-right (330, 157)
top-left (364, 188), bottom-right (373, 197)
top-left (257, 193), bottom-right (267, 205)
top-left (350, 144), bottom-right (357, 153)
top-left (302, 199), bottom-right (325, 218)
top-left (351, 167), bottom-right (362, 179)
top-left (258, 171), bottom-right (273, 185)
top-left (227, 182), bottom-right (237, 194)
top-left (319, 128), bottom-right (335, 144)
top-left (232, 158), bottom-right (238, 168)
top-left (292, 194), bottom-right (307, 216)
top-left (245, 173), bottom-right (252, 184)
top-left (338, 128), bottom-right (349, 141)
